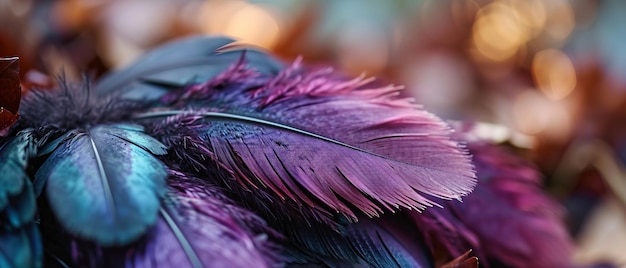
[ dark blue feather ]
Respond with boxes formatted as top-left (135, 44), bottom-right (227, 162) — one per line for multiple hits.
top-left (0, 223), bottom-right (43, 268)
top-left (35, 124), bottom-right (168, 246)
top-left (281, 215), bottom-right (431, 268)
top-left (95, 36), bottom-right (283, 101)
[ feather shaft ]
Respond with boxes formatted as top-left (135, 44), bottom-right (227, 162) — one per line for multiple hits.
top-left (137, 111), bottom-right (465, 177)
top-left (88, 134), bottom-right (117, 220)
top-left (159, 208), bottom-right (203, 268)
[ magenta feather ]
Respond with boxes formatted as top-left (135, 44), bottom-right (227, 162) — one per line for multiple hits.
top-left (456, 141), bottom-right (572, 267)
top-left (10, 36), bottom-right (578, 267)
top-left (413, 138), bottom-right (572, 267)
top-left (144, 58), bottom-right (476, 225)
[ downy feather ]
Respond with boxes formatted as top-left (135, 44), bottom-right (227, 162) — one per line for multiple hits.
top-left (19, 78), bottom-right (144, 132)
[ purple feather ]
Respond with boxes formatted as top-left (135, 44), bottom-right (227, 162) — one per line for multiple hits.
top-left (457, 141), bottom-right (572, 267)
top-left (46, 171), bottom-right (283, 267)
top-left (413, 136), bottom-right (573, 267)
top-left (146, 111), bottom-right (341, 229)
top-left (4, 36), bottom-right (575, 267)
top-left (143, 57), bottom-right (476, 224)
top-left (127, 171), bottom-right (281, 268)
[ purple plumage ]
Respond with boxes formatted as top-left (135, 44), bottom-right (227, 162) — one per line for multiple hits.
top-left (413, 137), bottom-right (573, 267)
top-left (2, 36), bottom-right (576, 268)
top-left (150, 56), bottom-right (476, 224)
top-left (40, 171), bottom-right (282, 268)
top-left (128, 171), bottom-right (280, 268)
top-left (463, 141), bottom-right (572, 267)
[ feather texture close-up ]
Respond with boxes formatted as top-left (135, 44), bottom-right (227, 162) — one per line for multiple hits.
top-left (1, 35), bottom-right (575, 268)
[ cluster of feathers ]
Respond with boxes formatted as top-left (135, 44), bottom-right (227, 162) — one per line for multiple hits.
top-left (1, 36), bottom-right (572, 267)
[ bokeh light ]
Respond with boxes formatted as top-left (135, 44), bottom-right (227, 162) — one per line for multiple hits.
top-left (533, 49), bottom-right (577, 100)
top-left (199, 0), bottom-right (282, 49)
top-left (471, 0), bottom-right (548, 62)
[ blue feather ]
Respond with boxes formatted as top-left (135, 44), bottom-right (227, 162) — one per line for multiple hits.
top-left (0, 130), bottom-right (42, 268)
top-left (35, 124), bottom-right (168, 246)
top-left (95, 36), bottom-right (283, 101)
top-left (281, 216), bottom-right (431, 268)
top-left (2, 180), bottom-right (36, 230)
top-left (0, 130), bottom-right (36, 219)
top-left (0, 223), bottom-right (43, 268)
top-left (33, 130), bottom-right (84, 197)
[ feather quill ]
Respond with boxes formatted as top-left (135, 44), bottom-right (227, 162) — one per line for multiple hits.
top-left (441, 250), bottom-right (478, 268)
top-left (410, 206), bottom-right (480, 265)
top-left (35, 124), bottom-right (167, 246)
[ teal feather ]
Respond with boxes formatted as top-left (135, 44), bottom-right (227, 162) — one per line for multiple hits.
top-left (0, 130), bottom-right (37, 235)
top-left (0, 130), bottom-right (42, 268)
top-left (0, 223), bottom-right (43, 268)
top-left (3, 180), bottom-right (36, 230)
top-left (34, 130), bottom-right (81, 197)
top-left (35, 124), bottom-right (168, 246)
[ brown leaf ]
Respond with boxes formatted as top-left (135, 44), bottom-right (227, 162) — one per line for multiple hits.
top-left (0, 57), bottom-right (20, 134)
top-left (441, 250), bottom-right (479, 268)
top-left (0, 108), bottom-right (17, 134)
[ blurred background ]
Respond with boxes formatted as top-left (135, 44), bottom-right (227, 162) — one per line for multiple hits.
top-left (1, 0), bottom-right (625, 266)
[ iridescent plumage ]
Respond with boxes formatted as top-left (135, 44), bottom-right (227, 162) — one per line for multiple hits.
top-left (0, 36), bottom-right (572, 268)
